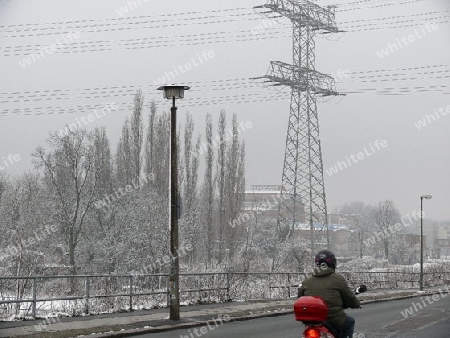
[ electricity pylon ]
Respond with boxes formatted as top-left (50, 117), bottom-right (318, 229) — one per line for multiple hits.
top-left (254, 0), bottom-right (341, 253)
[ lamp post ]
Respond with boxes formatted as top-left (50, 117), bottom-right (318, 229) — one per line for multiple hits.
top-left (419, 194), bottom-right (432, 291)
top-left (158, 85), bottom-right (189, 320)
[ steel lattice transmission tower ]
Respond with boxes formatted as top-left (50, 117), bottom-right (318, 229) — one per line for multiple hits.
top-left (255, 0), bottom-right (341, 252)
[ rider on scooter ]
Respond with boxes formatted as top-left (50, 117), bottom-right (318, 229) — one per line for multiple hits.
top-left (298, 250), bottom-right (360, 338)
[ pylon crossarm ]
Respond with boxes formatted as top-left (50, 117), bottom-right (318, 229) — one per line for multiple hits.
top-left (264, 61), bottom-right (338, 96)
top-left (255, 0), bottom-right (338, 33)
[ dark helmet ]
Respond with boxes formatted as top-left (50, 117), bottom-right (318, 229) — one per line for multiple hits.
top-left (315, 249), bottom-right (336, 270)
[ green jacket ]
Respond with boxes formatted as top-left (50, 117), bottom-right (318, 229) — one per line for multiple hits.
top-left (299, 266), bottom-right (360, 329)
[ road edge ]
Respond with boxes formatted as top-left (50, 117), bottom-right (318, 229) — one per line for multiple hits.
top-left (93, 290), bottom-right (449, 337)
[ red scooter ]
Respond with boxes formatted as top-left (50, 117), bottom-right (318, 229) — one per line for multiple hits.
top-left (294, 285), bottom-right (367, 338)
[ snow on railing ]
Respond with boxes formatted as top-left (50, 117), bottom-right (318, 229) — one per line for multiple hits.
top-left (0, 270), bottom-right (449, 319)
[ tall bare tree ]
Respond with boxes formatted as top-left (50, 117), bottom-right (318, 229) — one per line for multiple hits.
top-left (216, 110), bottom-right (227, 264)
top-left (89, 127), bottom-right (115, 272)
top-left (130, 91), bottom-right (144, 178)
top-left (180, 113), bottom-right (201, 262)
top-left (142, 106), bottom-right (170, 268)
top-left (225, 114), bottom-right (245, 259)
top-left (145, 101), bottom-right (157, 178)
top-left (33, 129), bottom-right (100, 276)
top-left (0, 173), bottom-right (6, 202)
top-left (116, 118), bottom-right (132, 186)
top-left (145, 111), bottom-right (170, 196)
top-left (203, 113), bottom-right (214, 267)
top-left (93, 127), bottom-right (112, 195)
top-left (373, 199), bottom-right (401, 260)
top-left (0, 174), bottom-right (50, 314)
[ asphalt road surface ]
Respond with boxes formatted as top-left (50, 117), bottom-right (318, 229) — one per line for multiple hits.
top-left (137, 295), bottom-right (450, 337)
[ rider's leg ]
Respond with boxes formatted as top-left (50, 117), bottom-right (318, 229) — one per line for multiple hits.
top-left (339, 315), bottom-right (355, 338)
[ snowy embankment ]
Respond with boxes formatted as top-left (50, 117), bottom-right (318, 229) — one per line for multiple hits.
top-left (1, 262), bottom-right (450, 321)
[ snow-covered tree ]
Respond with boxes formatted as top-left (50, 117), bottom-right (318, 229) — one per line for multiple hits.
top-left (33, 128), bottom-right (100, 277)
top-left (180, 113), bottom-right (201, 263)
top-left (202, 113), bottom-right (215, 267)
top-left (224, 114), bottom-right (245, 259)
top-left (216, 111), bottom-right (227, 264)
top-left (372, 199), bottom-right (401, 261)
top-left (116, 118), bottom-right (132, 186)
top-left (130, 91), bottom-right (144, 178)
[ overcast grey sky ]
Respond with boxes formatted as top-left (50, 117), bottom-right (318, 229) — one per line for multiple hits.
top-left (0, 0), bottom-right (449, 220)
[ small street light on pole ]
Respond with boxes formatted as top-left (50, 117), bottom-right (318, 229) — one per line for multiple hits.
top-left (419, 194), bottom-right (432, 291)
top-left (158, 85), bottom-right (189, 321)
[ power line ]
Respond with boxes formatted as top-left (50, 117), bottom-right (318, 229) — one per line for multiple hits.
top-left (0, 14), bottom-right (260, 39)
top-left (1, 64), bottom-right (449, 104)
top-left (0, 7), bottom-right (250, 30)
top-left (2, 82), bottom-right (449, 117)
top-left (0, 3), bottom-right (441, 39)
top-left (1, 29), bottom-right (290, 57)
top-left (2, 13), bottom-right (448, 57)
top-left (336, 0), bottom-right (428, 12)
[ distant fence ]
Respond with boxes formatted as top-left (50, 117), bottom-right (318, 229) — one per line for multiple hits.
top-left (1, 271), bottom-right (449, 319)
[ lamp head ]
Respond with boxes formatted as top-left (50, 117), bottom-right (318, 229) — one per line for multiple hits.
top-left (420, 195), bottom-right (432, 200)
top-left (157, 85), bottom-right (190, 99)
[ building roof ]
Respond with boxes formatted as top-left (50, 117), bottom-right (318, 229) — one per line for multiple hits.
top-left (294, 222), bottom-right (350, 231)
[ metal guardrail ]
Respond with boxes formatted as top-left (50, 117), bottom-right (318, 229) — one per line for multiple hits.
top-left (1, 271), bottom-right (449, 319)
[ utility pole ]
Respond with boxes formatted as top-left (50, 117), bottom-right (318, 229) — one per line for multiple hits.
top-left (255, 1), bottom-right (341, 256)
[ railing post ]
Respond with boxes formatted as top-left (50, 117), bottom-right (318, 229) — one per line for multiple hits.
top-left (226, 273), bottom-right (230, 301)
top-left (32, 278), bottom-right (37, 319)
top-left (129, 275), bottom-right (133, 312)
top-left (84, 277), bottom-right (90, 315)
top-left (423, 272), bottom-right (426, 288)
top-left (268, 273), bottom-right (271, 299)
top-left (197, 275), bottom-right (201, 301)
top-left (287, 273), bottom-right (291, 298)
top-left (166, 274), bottom-right (170, 308)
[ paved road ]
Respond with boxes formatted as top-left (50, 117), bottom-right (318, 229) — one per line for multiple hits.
top-left (136, 296), bottom-right (450, 337)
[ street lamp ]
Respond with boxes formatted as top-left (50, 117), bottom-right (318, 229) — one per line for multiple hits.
top-left (158, 85), bottom-right (189, 320)
top-left (419, 194), bottom-right (432, 291)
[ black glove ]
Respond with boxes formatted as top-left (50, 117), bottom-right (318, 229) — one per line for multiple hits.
top-left (356, 284), bottom-right (367, 294)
